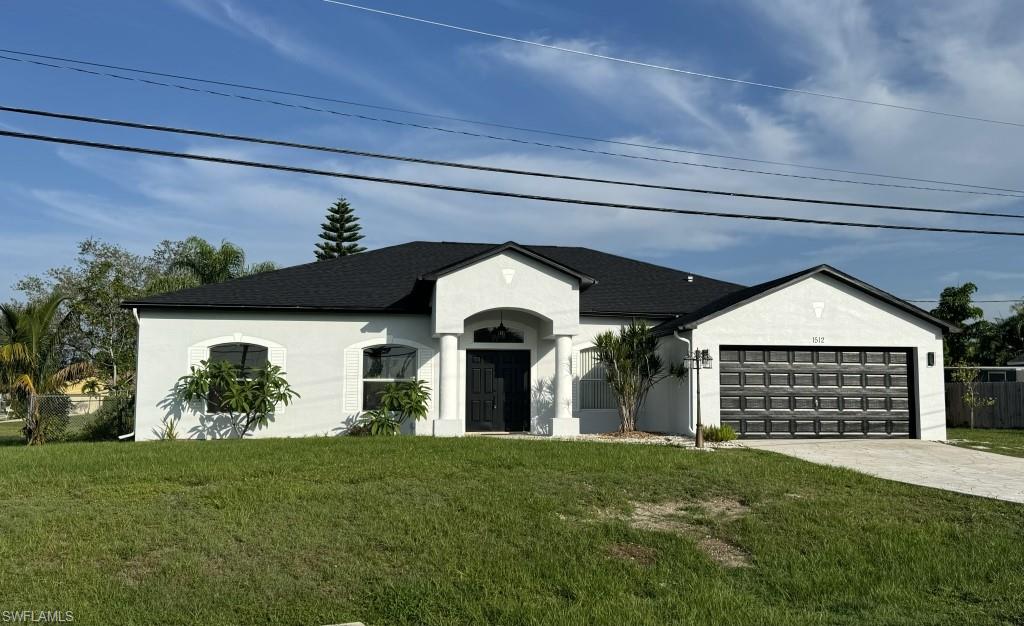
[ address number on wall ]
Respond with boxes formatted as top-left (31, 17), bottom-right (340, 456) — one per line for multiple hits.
top-left (811, 336), bottom-right (826, 344)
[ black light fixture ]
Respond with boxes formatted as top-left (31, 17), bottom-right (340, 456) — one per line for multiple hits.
top-left (927, 352), bottom-right (935, 367)
top-left (493, 311), bottom-right (512, 343)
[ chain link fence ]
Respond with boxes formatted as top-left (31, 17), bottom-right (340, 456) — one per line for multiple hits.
top-left (2, 393), bottom-right (116, 443)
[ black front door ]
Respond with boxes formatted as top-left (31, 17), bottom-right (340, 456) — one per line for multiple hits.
top-left (466, 350), bottom-right (530, 432)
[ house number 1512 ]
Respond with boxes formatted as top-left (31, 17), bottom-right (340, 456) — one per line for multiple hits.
top-left (811, 336), bottom-right (826, 344)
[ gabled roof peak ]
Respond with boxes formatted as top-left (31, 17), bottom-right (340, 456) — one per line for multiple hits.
top-left (419, 241), bottom-right (598, 288)
top-left (654, 264), bottom-right (958, 335)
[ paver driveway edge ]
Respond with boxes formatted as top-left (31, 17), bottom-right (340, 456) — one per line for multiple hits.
top-left (741, 439), bottom-right (1024, 504)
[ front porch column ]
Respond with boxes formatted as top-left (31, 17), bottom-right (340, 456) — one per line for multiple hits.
top-left (550, 334), bottom-right (579, 436)
top-left (434, 333), bottom-right (464, 437)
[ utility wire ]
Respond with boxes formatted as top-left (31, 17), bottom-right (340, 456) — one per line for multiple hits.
top-left (4, 104), bottom-right (1023, 222)
top-left (4, 52), bottom-right (1024, 200)
top-left (320, 0), bottom-right (1024, 129)
top-left (3, 128), bottom-right (1024, 237)
top-left (2, 49), bottom-right (1022, 196)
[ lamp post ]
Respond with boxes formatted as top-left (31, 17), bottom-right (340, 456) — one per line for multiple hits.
top-left (684, 348), bottom-right (714, 448)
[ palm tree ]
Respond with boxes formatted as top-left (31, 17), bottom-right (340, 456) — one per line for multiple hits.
top-left (146, 237), bottom-right (277, 294)
top-left (0, 294), bottom-right (93, 444)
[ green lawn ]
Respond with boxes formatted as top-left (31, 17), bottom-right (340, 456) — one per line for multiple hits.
top-left (0, 438), bottom-right (1022, 626)
top-left (0, 419), bottom-right (21, 446)
top-left (947, 427), bottom-right (1024, 458)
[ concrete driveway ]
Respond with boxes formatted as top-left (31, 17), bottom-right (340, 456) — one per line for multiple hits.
top-left (743, 439), bottom-right (1024, 504)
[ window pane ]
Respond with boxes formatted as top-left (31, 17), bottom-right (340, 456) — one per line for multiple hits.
top-left (473, 325), bottom-right (524, 343)
top-left (363, 345), bottom-right (416, 379)
top-left (209, 343), bottom-right (268, 375)
top-left (363, 381), bottom-right (392, 411)
top-left (207, 343), bottom-right (268, 413)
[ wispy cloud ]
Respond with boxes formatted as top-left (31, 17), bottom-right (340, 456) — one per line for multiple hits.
top-left (168, 0), bottom-right (420, 107)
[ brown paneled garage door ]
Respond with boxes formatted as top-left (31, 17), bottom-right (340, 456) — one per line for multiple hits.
top-left (719, 346), bottom-right (915, 438)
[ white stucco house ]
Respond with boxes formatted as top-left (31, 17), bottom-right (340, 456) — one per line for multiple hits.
top-left (126, 241), bottom-right (955, 441)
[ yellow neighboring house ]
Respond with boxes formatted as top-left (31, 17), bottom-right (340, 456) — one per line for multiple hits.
top-left (62, 378), bottom-right (108, 415)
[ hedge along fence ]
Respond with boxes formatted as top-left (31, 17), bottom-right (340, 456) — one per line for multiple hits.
top-left (945, 382), bottom-right (1024, 429)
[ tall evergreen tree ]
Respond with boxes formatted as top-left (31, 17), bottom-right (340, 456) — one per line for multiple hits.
top-left (315, 197), bottom-right (366, 260)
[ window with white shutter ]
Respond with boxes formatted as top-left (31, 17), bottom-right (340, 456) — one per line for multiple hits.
top-left (579, 348), bottom-right (616, 410)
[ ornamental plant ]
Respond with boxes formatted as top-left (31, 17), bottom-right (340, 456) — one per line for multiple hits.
top-left (592, 322), bottom-right (684, 432)
top-left (358, 380), bottom-right (431, 436)
top-left (175, 360), bottom-right (299, 437)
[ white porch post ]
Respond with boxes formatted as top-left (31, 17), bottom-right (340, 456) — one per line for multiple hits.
top-left (550, 334), bottom-right (579, 436)
top-left (434, 333), bottom-right (464, 437)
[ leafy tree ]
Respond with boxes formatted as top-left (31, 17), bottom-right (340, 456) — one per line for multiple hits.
top-left (315, 197), bottom-right (366, 260)
top-left (148, 236), bottom-right (277, 293)
top-left (1003, 304), bottom-right (1024, 360)
top-left (175, 360), bottom-right (298, 437)
top-left (982, 303), bottom-right (1024, 366)
top-left (356, 380), bottom-right (431, 435)
top-left (16, 239), bottom-right (178, 386)
top-left (592, 322), bottom-right (683, 432)
top-left (950, 363), bottom-right (996, 429)
top-left (930, 283), bottom-right (991, 365)
top-left (0, 294), bottom-right (93, 444)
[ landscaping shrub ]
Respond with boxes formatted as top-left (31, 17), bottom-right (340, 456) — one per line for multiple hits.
top-left (355, 379), bottom-right (430, 436)
top-left (81, 392), bottom-right (135, 441)
top-left (702, 424), bottom-right (737, 442)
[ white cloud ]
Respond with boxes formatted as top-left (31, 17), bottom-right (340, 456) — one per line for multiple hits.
top-left (168, 0), bottom-right (420, 108)
top-left (6, 0), bottom-right (1022, 311)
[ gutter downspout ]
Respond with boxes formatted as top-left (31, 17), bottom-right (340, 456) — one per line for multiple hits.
top-left (125, 307), bottom-right (140, 442)
top-left (673, 330), bottom-right (695, 437)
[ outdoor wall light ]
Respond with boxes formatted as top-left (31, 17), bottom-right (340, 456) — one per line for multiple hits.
top-left (683, 348), bottom-right (715, 448)
top-left (927, 352), bottom-right (935, 367)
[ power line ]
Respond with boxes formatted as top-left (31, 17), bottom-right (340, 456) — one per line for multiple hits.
top-left (320, 1), bottom-right (1024, 129)
top-left (3, 128), bottom-right (1024, 238)
top-left (3, 49), bottom-right (1022, 196)
top-left (5, 104), bottom-right (1023, 223)
top-left (4, 53), bottom-right (1024, 201)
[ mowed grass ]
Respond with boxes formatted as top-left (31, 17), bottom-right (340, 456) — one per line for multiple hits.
top-left (0, 419), bottom-right (22, 446)
top-left (947, 427), bottom-right (1024, 458)
top-left (0, 438), bottom-right (1022, 626)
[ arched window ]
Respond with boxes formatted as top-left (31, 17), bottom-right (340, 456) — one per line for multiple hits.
top-left (362, 344), bottom-right (417, 410)
top-left (579, 347), bottom-right (616, 410)
top-left (473, 324), bottom-right (524, 343)
top-left (206, 343), bottom-right (269, 413)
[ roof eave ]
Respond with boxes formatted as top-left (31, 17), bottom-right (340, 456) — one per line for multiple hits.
top-left (419, 241), bottom-right (597, 289)
top-left (654, 265), bottom-right (959, 336)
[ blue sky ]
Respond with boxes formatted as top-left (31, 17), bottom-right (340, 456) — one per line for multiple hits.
top-left (2, 0), bottom-right (1023, 317)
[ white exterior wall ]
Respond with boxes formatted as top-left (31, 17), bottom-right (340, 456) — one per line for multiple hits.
top-left (433, 251), bottom-right (579, 336)
top-left (133, 308), bottom-right (689, 440)
top-left (133, 260), bottom-right (941, 441)
top-left (573, 317), bottom-right (689, 434)
top-left (688, 275), bottom-right (946, 440)
top-left (134, 310), bottom-right (438, 441)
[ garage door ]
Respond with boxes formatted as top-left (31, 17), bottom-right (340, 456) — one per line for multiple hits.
top-left (719, 346), bottom-right (914, 438)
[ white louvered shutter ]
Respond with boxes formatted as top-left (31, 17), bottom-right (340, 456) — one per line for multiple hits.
top-left (188, 346), bottom-right (208, 369)
top-left (417, 349), bottom-right (436, 415)
top-left (344, 346), bottom-right (362, 414)
top-left (268, 347), bottom-right (287, 414)
top-left (186, 346), bottom-right (209, 414)
top-left (571, 349), bottom-right (580, 414)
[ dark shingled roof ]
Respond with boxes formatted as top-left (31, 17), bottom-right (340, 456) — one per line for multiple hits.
top-left (652, 264), bottom-right (958, 335)
top-left (125, 241), bottom-right (745, 318)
